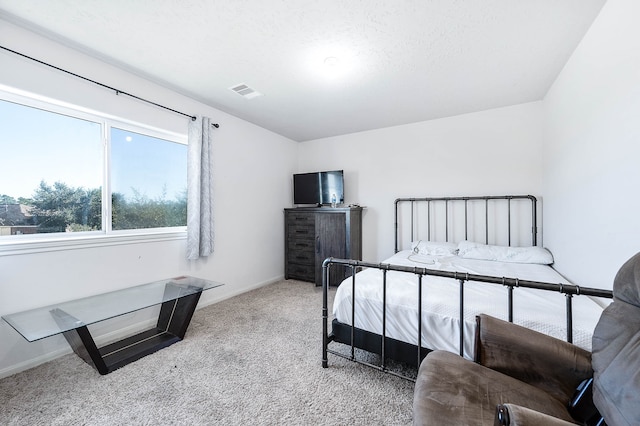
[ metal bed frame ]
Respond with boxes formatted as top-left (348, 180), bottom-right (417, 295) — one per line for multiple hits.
top-left (321, 195), bottom-right (613, 381)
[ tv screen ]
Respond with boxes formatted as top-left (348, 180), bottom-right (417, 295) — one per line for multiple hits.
top-left (293, 172), bottom-right (320, 205)
top-left (293, 170), bottom-right (344, 206)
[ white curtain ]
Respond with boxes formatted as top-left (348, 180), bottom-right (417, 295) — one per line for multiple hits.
top-left (187, 115), bottom-right (214, 260)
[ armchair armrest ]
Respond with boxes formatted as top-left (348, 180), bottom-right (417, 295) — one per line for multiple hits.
top-left (475, 314), bottom-right (593, 404)
top-left (495, 404), bottom-right (576, 426)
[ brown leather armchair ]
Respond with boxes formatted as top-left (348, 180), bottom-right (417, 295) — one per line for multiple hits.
top-left (413, 252), bottom-right (640, 426)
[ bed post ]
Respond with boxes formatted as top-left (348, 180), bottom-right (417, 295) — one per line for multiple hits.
top-left (394, 198), bottom-right (400, 253)
top-left (530, 195), bottom-right (538, 246)
top-left (565, 293), bottom-right (574, 343)
top-left (417, 274), bottom-right (423, 368)
top-left (458, 278), bottom-right (465, 357)
top-left (508, 197), bottom-right (512, 246)
top-left (322, 258), bottom-right (330, 368)
top-left (381, 268), bottom-right (388, 370)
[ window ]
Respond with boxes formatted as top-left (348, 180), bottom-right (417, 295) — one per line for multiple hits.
top-left (110, 127), bottom-right (187, 231)
top-left (0, 89), bottom-right (187, 251)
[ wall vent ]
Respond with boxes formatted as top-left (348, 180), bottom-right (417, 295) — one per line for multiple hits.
top-left (229, 83), bottom-right (263, 99)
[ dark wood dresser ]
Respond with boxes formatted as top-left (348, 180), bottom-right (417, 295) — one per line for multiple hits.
top-left (284, 207), bottom-right (362, 286)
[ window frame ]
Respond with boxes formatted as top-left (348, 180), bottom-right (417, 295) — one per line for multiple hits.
top-left (0, 86), bottom-right (188, 256)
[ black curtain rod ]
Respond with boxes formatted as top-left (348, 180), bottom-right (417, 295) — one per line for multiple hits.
top-left (0, 45), bottom-right (220, 128)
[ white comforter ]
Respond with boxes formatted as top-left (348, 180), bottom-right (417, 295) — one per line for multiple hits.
top-left (332, 250), bottom-right (604, 359)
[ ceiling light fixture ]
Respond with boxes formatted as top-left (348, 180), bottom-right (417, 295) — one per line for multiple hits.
top-left (306, 46), bottom-right (356, 81)
top-left (321, 55), bottom-right (347, 80)
top-left (324, 56), bottom-right (340, 67)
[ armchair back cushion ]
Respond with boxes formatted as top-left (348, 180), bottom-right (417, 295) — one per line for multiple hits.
top-left (592, 252), bottom-right (640, 426)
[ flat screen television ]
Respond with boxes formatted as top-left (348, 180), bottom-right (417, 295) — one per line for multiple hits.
top-left (293, 170), bottom-right (344, 206)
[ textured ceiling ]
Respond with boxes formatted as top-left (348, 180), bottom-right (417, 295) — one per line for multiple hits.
top-left (0, 0), bottom-right (606, 142)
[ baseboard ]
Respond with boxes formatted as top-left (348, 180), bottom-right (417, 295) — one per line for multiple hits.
top-left (196, 274), bottom-right (285, 308)
top-left (0, 347), bottom-right (72, 379)
top-left (0, 275), bottom-right (285, 379)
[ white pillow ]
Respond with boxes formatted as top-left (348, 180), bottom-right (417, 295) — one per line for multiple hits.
top-left (411, 240), bottom-right (458, 256)
top-left (456, 240), bottom-right (554, 265)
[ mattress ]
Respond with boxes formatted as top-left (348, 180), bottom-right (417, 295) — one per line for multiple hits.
top-left (332, 250), bottom-right (604, 359)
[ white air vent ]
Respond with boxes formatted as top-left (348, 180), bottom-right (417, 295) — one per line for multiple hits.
top-left (229, 83), bottom-right (263, 99)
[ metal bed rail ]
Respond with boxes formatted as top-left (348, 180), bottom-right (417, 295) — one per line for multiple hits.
top-left (321, 257), bottom-right (613, 382)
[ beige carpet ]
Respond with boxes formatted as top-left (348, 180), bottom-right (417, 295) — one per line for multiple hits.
top-left (0, 280), bottom-right (414, 425)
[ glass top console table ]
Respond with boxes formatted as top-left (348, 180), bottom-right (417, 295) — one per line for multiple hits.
top-left (2, 276), bottom-right (223, 375)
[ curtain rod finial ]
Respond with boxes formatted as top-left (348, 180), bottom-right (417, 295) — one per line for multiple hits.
top-left (212, 123), bottom-right (219, 128)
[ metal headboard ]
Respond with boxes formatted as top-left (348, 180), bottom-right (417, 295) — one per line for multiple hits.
top-left (394, 195), bottom-right (538, 253)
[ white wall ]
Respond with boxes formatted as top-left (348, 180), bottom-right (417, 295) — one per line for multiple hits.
top-left (298, 102), bottom-right (545, 261)
top-left (542, 0), bottom-right (640, 290)
top-left (0, 20), bottom-right (298, 377)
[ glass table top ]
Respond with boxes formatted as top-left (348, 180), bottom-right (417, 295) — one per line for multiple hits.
top-left (2, 276), bottom-right (223, 342)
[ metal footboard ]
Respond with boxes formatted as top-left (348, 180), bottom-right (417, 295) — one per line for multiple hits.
top-left (321, 258), bottom-right (613, 382)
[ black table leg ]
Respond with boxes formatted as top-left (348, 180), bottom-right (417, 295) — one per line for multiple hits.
top-left (49, 284), bottom-right (204, 375)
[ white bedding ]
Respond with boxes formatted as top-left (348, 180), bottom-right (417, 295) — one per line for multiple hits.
top-left (332, 250), bottom-right (604, 359)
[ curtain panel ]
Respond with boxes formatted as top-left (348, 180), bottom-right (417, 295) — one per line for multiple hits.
top-left (187, 115), bottom-right (214, 260)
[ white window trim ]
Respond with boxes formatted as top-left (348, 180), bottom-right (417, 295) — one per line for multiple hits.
top-left (0, 230), bottom-right (187, 256)
top-left (0, 85), bottom-right (188, 256)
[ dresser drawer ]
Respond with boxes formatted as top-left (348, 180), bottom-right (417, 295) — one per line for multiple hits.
top-left (287, 238), bottom-right (314, 253)
top-left (287, 223), bottom-right (314, 240)
top-left (287, 212), bottom-right (314, 225)
top-left (287, 247), bottom-right (314, 264)
top-left (286, 263), bottom-right (315, 282)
